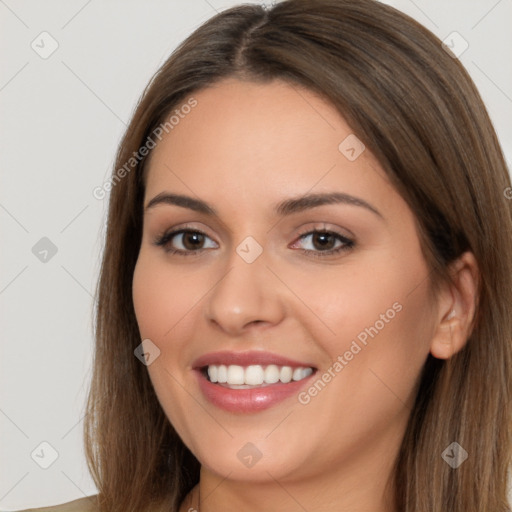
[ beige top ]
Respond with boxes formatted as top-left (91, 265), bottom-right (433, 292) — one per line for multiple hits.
top-left (14, 495), bottom-right (98, 512)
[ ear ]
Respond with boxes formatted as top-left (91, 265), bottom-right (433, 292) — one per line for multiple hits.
top-left (429, 251), bottom-right (479, 360)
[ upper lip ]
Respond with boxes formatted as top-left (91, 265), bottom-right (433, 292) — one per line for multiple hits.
top-left (192, 350), bottom-right (316, 369)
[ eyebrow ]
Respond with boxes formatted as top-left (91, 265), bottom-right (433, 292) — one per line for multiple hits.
top-left (144, 191), bottom-right (384, 220)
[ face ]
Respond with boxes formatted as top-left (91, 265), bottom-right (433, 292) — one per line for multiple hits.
top-left (132, 77), bottom-right (439, 486)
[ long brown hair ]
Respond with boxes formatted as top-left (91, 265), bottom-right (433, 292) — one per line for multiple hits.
top-left (84, 1), bottom-right (512, 510)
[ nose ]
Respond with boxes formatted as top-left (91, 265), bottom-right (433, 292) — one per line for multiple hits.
top-left (204, 251), bottom-right (286, 336)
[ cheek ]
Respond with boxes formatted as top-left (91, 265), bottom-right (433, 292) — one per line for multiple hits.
top-left (132, 254), bottom-right (200, 429)
top-left (132, 253), bottom-right (196, 344)
top-left (285, 259), bottom-right (405, 352)
top-left (353, 290), bottom-right (434, 413)
top-left (308, 251), bottom-right (435, 387)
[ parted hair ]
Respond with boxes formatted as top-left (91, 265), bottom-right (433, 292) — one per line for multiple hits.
top-left (84, 1), bottom-right (512, 510)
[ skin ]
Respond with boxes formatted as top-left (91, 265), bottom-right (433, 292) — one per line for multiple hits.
top-left (131, 77), bottom-right (478, 512)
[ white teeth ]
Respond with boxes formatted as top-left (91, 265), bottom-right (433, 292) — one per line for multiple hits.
top-left (208, 365), bottom-right (218, 383)
top-left (206, 364), bottom-right (314, 386)
top-left (280, 366), bottom-right (293, 383)
top-left (264, 364), bottom-right (280, 384)
top-left (292, 367), bottom-right (313, 381)
top-left (217, 365), bottom-right (227, 383)
top-left (227, 365), bottom-right (245, 385)
top-left (245, 365), bottom-right (264, 385)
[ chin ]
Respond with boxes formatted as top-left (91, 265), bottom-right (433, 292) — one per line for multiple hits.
top-left (189, 435), bottom-right (315, 483)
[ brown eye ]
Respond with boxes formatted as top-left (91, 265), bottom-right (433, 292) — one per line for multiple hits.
top-left (292, 229), bottom-right (355, 259)
top-left (311, 232), bottom-right (337, 251)
top-left (181, 231), bottom-right (205, 250)
top-left (154, 229), bottom-right (217, 255)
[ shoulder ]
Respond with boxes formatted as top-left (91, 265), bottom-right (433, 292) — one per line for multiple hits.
top-left (13, 495), bottom-right (99, 512)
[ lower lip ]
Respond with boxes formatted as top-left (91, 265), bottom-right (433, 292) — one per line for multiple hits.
top-left (194, 369), bottom-right (316, 413)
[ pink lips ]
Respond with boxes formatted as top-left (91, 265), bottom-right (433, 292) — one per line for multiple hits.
top-left (192, 350), bottom-right (317, 413)
top-left (192, 350), bottom-right (315, 369)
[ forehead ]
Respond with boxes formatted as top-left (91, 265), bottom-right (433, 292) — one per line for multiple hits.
top-left (143, 77), bottom-right (401, 219)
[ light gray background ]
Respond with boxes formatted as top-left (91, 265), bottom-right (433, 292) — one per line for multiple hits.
top-left (1, 0), bottom-right (511, 509)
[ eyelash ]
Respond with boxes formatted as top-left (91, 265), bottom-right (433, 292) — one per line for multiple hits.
top-left (153, 226), bottom-right (355, 259)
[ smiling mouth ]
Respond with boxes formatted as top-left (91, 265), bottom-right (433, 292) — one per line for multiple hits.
top-left (200, 364), bottom-right (316, 389)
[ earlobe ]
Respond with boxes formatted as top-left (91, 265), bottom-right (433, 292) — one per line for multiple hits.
top-left (430, 311), bottom-right (459, 359)
top-left (429, 251), bottom-right (479, 360)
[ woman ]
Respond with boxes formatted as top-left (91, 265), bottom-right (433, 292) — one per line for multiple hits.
top-left (19, 0), bottom-right (512, 510)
